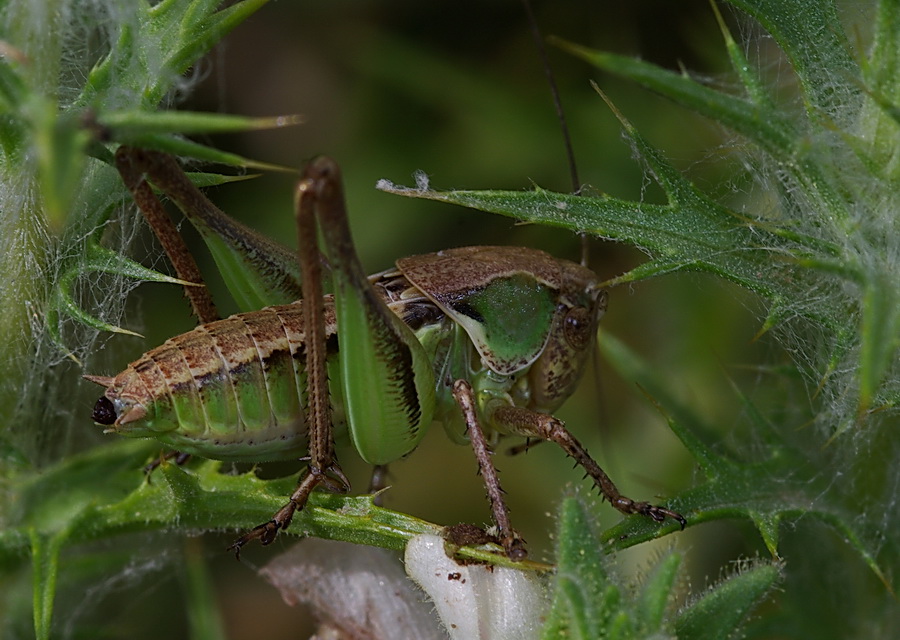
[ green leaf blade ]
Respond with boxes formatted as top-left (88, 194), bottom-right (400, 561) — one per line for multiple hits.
top-left (675, 561), bottom-right (782, 640)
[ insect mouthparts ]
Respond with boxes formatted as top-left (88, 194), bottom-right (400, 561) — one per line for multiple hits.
top-left (92, 396), bottom-right (117, 426)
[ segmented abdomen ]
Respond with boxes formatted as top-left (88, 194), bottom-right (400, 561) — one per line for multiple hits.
top-left (110, 302), bottom-right (338, 461)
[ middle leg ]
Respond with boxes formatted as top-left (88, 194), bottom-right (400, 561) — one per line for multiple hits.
top-left (489, 404), bottom-right (686, 528)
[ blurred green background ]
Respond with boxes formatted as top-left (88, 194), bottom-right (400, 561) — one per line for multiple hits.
top-left (75, 1), bottom-right (774, 637)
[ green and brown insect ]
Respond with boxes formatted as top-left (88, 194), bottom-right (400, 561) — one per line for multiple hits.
top-left (86, 148), bottom-right (685, 560)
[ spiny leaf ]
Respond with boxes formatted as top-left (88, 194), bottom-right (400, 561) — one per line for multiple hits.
top-left (724, 0), bottom-right (858, 114)
top-left (78, 0), bottom-right (272, 108)
top-left (378, 180), bottom-right (776, 297)
top-left (710, 0), bottom-right (773, 108)
top-left (634, 552), bottom-right (681, 634)
top-left (675, 559), bottom-right (782, 640)
top-left (543, 495), bottom-right (771, 639)
top-left (858, 270), bottom-right (900, 418)
top-left (97, 110), bottom-right (303, 138)
top-left (112, 133), bottom-right (296, 172)
top-left (553, 38), bottom-right (848, 225)
top-left (182, 538), bottom-right (228, 640)
top-left (598, 332), bottom-right (892, 594)
top-left (552, 38), bottom-right (796, 158)
top-left (3, 440), bottom-right (548, 573)
top-left (30, 529), bottom-right (68, 640)
top-left (543, 496), bottom-right (616, 640)
top-left (155, 0), bottom-right (271, 95)
top-left (49, 243), bottom-right (198, 343)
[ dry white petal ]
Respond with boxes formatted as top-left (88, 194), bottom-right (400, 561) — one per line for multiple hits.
top-left (261, 539), bottom-right (447, 640)
top-left (404, 534), bottom-right (549, 640)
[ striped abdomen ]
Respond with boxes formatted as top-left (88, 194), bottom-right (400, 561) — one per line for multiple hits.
top-left (91, 302), bottom-right (339, 462)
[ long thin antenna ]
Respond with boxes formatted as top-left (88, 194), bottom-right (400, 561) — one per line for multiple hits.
top-left (519, 0), bottom-right (590, 266)
top-left (521, 2), bottom-right (608, 465)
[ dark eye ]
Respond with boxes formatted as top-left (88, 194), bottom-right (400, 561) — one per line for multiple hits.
top-left (92, 396), bottom-right (117, 425)
top-left (564, 306), bottom-right (593, 350)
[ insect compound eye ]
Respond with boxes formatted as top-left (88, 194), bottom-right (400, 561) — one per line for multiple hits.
top-left (91, 396), bottom-right (117, 425)
top-left (563, 306), bottom-right (593, 350)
